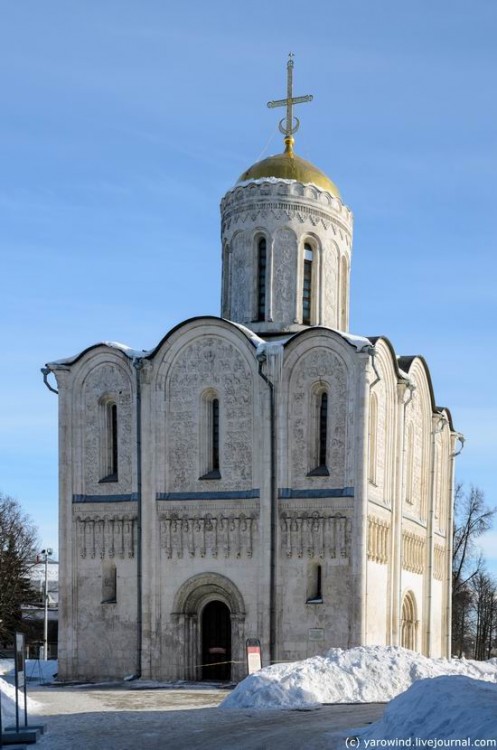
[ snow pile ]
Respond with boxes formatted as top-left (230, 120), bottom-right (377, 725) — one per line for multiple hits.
top-left (220, 646), bottom-right (497, 709)
top-left (0, 676), bottom-right (42, 725)
top-left (362, 676), bottom-right (497, 743)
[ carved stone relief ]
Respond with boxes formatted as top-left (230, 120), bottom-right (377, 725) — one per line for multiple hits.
top-left (166, 337), bottom-right (253, 491)
top-left (322, 242), bottom-right (338, 328)
top-left (230, 233), bottom-right (252, 322)
top-left (402, 531), bottom-right (425, 574)
top-left (367, 516), bottom-right (390, 564)
top-left (289, 348), bottom-right (348, 485)
top-left (82, 363), bottom-right (133, 494)
top-left (75, 514), bottom-right (136, 559)
top-left (280, 511), bottom-right (351, 561)
top-left (159, 511), bottom-right (257, 559)
top-left (433, 544), bottom-right (445, 581)
top-left (272, 227), bottom-right (298, 324)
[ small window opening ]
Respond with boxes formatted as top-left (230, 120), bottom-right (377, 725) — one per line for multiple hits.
top-left (200, 395), bottom-right (221, 480)
top-left (212, 398), bottom-right (220, 472)
top-left (100, 401), bottom-right (118, 482)
top-left (257, 237), bottom-right (267, 321)
top-left (306, 564), bottom-right (323, 603)
top-left (308, 391), bottom-right (330, 477)
top-left (318, 393), bottom-right (328, 468)
top-left (302, 244), bottom-right (313, 325)
top-left (102, 562), bottom-right (117, 604)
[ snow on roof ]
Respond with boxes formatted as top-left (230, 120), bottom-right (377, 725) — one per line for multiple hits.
top-left (332, 328), bottom-right (372, 351)
top-left (220, 645), bottom-right (497, 710)
top-left (228, 321), bottom-right (266, 348)
top-left (48, 341), bottom-right (149, 366)
top-left (361, 675), bottom-right (497, 744)
top-left (232, 176), bottom-right (326, 191)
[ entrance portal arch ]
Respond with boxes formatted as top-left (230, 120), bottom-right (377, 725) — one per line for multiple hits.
top-left (172, 573), bottom-right (246, 682)
top-left (401, 591), bottom-right (417, 650)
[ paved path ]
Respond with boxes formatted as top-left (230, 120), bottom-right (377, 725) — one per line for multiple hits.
top-left (28, 684), bottom-right (385, 749)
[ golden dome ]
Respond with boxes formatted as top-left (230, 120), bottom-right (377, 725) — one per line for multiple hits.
top-left (237, 137), bottom-right (340, 197)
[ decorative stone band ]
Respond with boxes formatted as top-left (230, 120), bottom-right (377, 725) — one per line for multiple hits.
top-left (222, 200), bottom-right (352, 241)
top-left (279, 511), bottom-right (351, 561)
top-left (73, 493), bottom-right (138, 503)
top-left (279, 487), bottom-right (354, 499)
top-left (221, 180), bottom-right (352, 224)
top-left (156, 490), bottom-right (260, 501)
top-left (75, 515), bottom-right (137, 559)
top-left (402, 531), bottom-right (425, 575)
top-left (367, 516), bottom-right (390, 565)
top-left (158, 512), bottom-right (257, 559)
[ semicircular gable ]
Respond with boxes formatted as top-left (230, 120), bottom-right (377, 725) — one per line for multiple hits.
top-left (284, 327), bottom-right (366, 373)
top-left (155, 322), bottom-right (257, 493)
top-left (152, 317), bottom-right (260, 389)
top-left (73, 355), bottom-right (134, 498)
top-left (284, 340), bottom-right (351, 489)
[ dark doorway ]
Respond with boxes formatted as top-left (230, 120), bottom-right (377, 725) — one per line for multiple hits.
top-left (201, 600), bottom-right (231, 681)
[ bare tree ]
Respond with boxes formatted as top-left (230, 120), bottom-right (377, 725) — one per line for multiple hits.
top-left (452, 484), bottom-right (496, 658)
top-left (0, 493), bottom-right (39, 644)
top-left (472, 571), bottom-right (497, 660)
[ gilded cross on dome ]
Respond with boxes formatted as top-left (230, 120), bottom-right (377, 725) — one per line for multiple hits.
top-left (267, 53), bottom-right (313, 148)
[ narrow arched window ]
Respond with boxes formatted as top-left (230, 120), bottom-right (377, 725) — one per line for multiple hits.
top-left (212, 398), bottom-right (220, 472)
top-left (102, 561), bottom-right (117, 603)
top-left (100, 400), bottom-right (118, 482)
top-left (308, 388), bottom-right (329, 477)
top-left (110, 403), bottom-right (118, 476)
top-left (306, 563), bottom-right (323, 603)
top-left (200, 391), bottom-right (221, 480)
top-left (302, 244), bottom-right (313, 325)
top-left (318, 393), bottom-right (328, 468)
top-left (401, 592), bottom-right (417, 650)
top-left (257, 237), bottom-right (267, 321)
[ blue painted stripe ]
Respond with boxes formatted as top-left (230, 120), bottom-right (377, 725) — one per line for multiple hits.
top-left (73, 493), bottom-right (138, 503)
top-left (278, 487), bottom-right (354, 499)
top-left (156, 489), bottom-right (260, 501)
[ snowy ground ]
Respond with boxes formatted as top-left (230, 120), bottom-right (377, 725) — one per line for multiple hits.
top-left (10, 684), bottom-right (387, 749)
top-left (1, 648), bottom-right (496, 748)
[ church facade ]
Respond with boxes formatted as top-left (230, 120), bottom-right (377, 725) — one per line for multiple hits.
top-left (44, 65), bottom-right (461, 683)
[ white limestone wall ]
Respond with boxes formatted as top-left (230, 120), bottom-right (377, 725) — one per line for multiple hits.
top-left (220, 180), bottom-right (353, 333)
top-left (48, 322), bottom-right (457, 680)
top-left (366, 560), bottom-right (390, 645)
top-left (69, 552), bottom-right (137, 679)
top-left (50, 348), bottom-right (138, 680)
top-left (367, 340), bottom-right (397, 508)
top-left (275, 330), bottom-right (370, 658)
top-left (142, 319), bottom-right (271, 680)
top-left (277, 499), bottom-right (354, 659)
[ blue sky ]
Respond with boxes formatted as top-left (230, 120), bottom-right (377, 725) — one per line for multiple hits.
top-left (1, 1), bottom-right (496, 572)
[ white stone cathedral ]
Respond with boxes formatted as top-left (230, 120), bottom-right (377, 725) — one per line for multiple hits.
top-left (44, 60), bottom-right (461, 683)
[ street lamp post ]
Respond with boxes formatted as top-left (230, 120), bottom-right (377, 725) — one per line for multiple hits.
top-left (40, 548), bottom-right (53, 661)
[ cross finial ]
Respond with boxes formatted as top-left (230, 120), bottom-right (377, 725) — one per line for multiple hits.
top-left (267, 53), bottom-right (313, 152)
